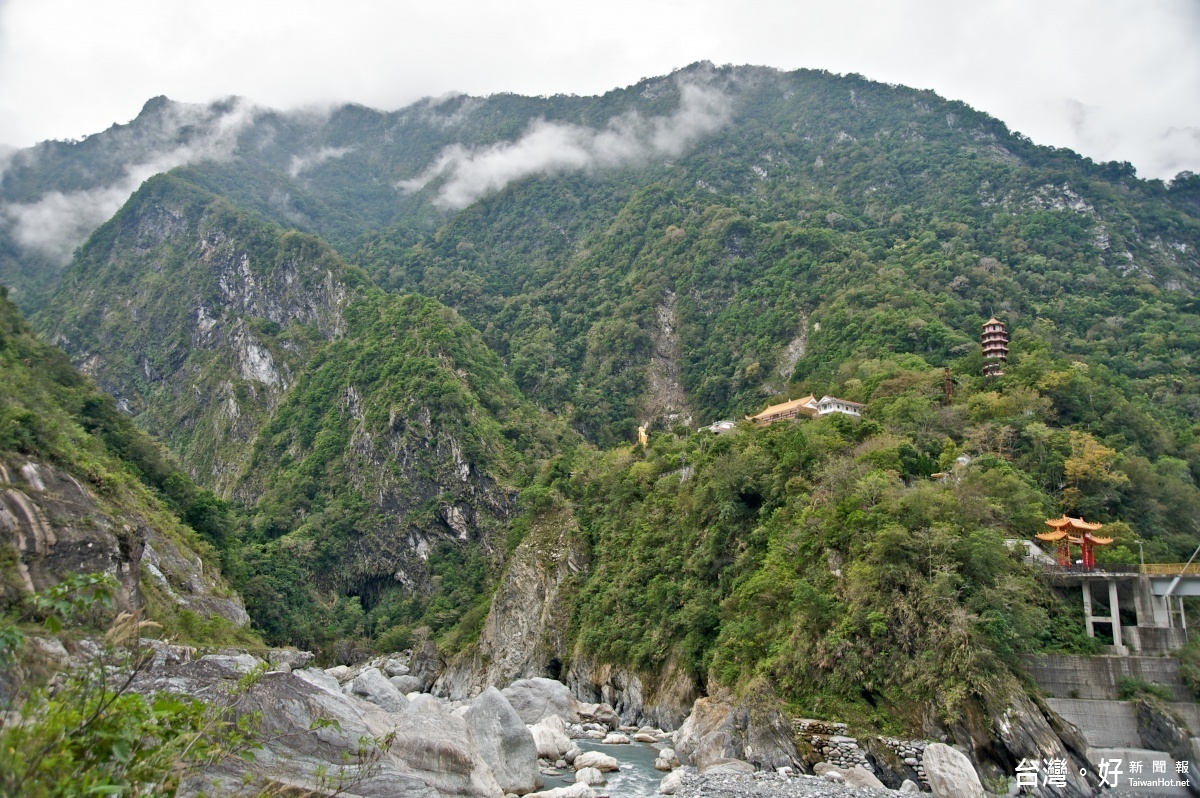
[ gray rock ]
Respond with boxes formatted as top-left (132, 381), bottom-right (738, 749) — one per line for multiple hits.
top-left (529, 719), bottom-right (572, 760)
top-left (324, 664), bottom-right (353, 682)
top-left (812, 762), bottom-right (838, 776)
top-left (350, 667), bottom-right (408, 713)
top-left (822, 770), bottom-right (845, 784)
top-left (900, 779), bottom-right (921, 793)
top-left (293, 667), bottom-right (341, 695)
top-left (842, 765), bottom-right (885, 789)
top-left (409, 639), bottom-right (441, 692)
top-left (268, 649), bottom-right (314, 670)
top-left (923, 742), bottom-right (984, 798)
top-left (674, 691), bottom-right (798, 772)
top-left (137, 665), bottom-right (498, 797)
top-left (573, 751), bottom-right (619, 772)
top-left (658, 768), bottom-right (686, 794)
top-left (655, 747), bottom-right (680, 771)
top-left (502, 677), bottom-right (581, 724)
top-left (700, 758), bottom-right (756, 775)
top-left (602, 732), bottom-right (631, 744)
top-left (564, 746), bottom-right (582, 764)
top-left (391, 674), bottom-right (423, 694)
top-left (577, 702), bottom-right (620, 730)
top-left (407, 693), bottom-right (446, 716)
top-left (463, 686), bottom-right (541, 796)
top-left (383, 657), bottom-right (411, 677)
top-left (575, 766), bottom-right (606, 786)
top-left (198, 653), bottom-right (263, 675)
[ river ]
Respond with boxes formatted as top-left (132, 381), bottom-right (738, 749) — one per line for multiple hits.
top-left (540, 739), bottom-right (666, 797)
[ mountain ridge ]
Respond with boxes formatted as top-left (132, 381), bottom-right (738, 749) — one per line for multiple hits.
top-left (7, 65), bottom-right (1200, 761)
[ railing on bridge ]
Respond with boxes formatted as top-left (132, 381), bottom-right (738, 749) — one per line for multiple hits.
top-left (1036, 563), bottom-right (1139, 576)
top-left (1034, 562), bottom-right (1200, 577)
top-left (1140, 563), bottom-right (1200, 576)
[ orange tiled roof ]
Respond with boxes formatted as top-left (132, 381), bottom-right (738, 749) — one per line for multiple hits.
top-left (746, 394), bottom-right (816, 422)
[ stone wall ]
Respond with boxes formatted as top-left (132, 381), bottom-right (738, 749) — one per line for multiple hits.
top-left (1021, 654), bottom-right (1193, 702)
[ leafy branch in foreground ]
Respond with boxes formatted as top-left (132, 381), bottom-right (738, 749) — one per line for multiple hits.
top-left (0, 575), bottom-right (265, 797)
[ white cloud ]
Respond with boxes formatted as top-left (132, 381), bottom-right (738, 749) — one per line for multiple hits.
top-left (402, 79), bottom-right (731, 209)
top-left (287, 145), bottom-right (352, 177)
top-left (0, 0), bottom-right (1197, 180)
top-left (2, 99), bottom-right (258, 263)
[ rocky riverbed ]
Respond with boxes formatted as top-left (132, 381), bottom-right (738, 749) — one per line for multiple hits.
top-left (18, 636), bottom-right (1106, 798)
top-left (673, 771), bottom-right (916, 797)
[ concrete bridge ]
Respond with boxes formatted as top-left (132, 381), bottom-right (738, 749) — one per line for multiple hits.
top-left (1040, 563), bottom-right (1200, 655)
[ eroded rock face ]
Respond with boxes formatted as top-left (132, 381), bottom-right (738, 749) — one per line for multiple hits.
top-left (566, 655), bottom-right (697, 730)
top-left (0, 458), bottom-right (247, 626)
top-left (1134, 697), bottom-right (1200, 792)
top-left (673, 689), bottom-right (799, 773)
top-left (134, 654), bottom-right (522, 798)
top-left (436, 508), bottom-right (585, 700)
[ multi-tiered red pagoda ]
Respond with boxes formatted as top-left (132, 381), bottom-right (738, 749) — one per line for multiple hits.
top-left (1036, 516), bottom-right (1113, 569)
top-left (982, 317), bottom-right (1009, 377)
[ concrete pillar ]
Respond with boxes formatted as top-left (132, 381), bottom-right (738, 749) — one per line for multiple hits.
top-left (1083, 581), bottom-right (1095, 637)
top-left (1179, 596), bottom-right (1187, 632)
top-left (1137, 575), bottom-right (1172, 627)
top-left (1109, 580), bottom-right (1123, 649)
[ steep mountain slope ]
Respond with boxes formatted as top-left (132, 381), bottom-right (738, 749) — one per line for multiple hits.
top-left (33, 174), bottom-right (571, 653)
top-left (353, 66), bottom-right (1200, 444)
top-left (39, 174), bottom-right (364, 495)
top-left (237, 291), bottom-right (561, 651)
top-left (11, 65), bottom-right (1200, 764)
top-left (0, 289), bottom-right (249, 635)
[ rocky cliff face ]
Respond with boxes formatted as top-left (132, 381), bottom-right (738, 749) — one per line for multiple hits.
top-left (433, 503), bottom-right (699, 730)
top-left (0, 455), bottom-right (247, 626)
top-left (924, 675), bottom-right (1096, 797)
top-left (435, 506), bottom-right (585, 699)
top-left (39, 175), bottom-right (356, 496)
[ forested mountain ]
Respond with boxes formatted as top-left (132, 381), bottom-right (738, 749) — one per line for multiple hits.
top-left (0, 288), bottom-right (251, 639)
top-left (5, 63), bottom-right (1200, 739)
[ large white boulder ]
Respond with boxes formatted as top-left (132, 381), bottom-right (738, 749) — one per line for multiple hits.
top-left (503, 677), bottom-right (581, 724)
top-left (841, 765), bottom-right (886, 789)
top-left (572, 751), bottom-right (620, 772)
top-left (923, 743), bottom-right (984, 798)
top-left (528, 784), bottom-right (594, 798)
top-left (575, 766), bottom-right (606, 786)
top-left (654, 747), bottom-right (680, 771)
top-left (658, 768), bottom-right (686, 795)
top-left (529, 717), bottom-right (572, 760)
top-left (349, 667), bottom-right (408, 713)
top-left (463, 686), bottom-right (541, 796)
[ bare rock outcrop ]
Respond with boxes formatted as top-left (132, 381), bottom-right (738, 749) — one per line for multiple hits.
top-left (0, 457), bottom-right (247, 626)
top-left (134, 653), bottom-right (534, 797)
top-left (673, 687), bottom-right (801, 773)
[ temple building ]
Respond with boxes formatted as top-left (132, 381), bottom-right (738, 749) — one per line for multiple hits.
top-left (982, 317), bottom-right (1009, 377)
top-left (814, 395), bottom-right (864, 418)
top-left (1036, 515), bottom-right (1112, 569)
top-left (747, 394), bottom-right (864, 426)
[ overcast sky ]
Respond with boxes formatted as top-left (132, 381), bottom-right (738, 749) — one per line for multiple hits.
top-left (1, 0), bottom-right (1197, 181)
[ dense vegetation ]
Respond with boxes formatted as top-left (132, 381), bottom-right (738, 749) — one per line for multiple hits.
top-left (545, 347), bottom-right (1174, 725)
top-left (2, 63), bottom-right (1199, 732)
top-left (0, 288), bottom-right (253, 643)
top-left (234, 291), bottom-right (565, 653)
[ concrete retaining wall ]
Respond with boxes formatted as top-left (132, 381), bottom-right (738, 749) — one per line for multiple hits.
top-left (1045, 698), bottom-right (1141, 748)
top-left (1021, 654), bottom-right (1193, 702)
